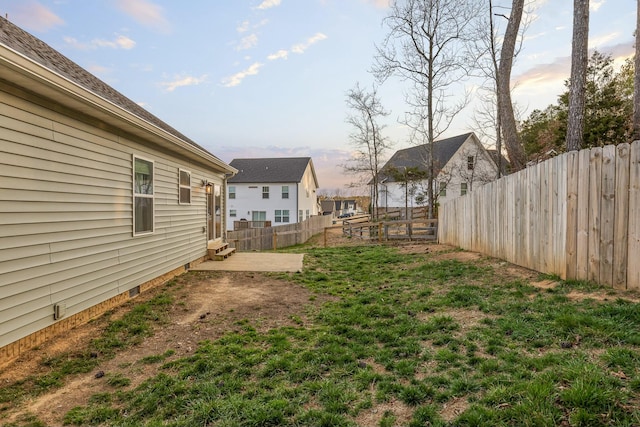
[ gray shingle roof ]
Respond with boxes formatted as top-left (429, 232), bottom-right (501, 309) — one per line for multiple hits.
top-left (228, 157), bottom-right (313, 183)
top-left (0, 16), bottom-right (212, 156)
top-left (379, 133), bottom-right (473, 182)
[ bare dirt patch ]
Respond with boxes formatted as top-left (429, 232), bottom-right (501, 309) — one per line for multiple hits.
top-left (1, 271), bottom-right (327, 427)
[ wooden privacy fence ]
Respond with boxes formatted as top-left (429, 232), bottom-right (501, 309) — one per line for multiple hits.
top-left (227, 215), bottom-right (333, 251)
top-left (439, 141), bottom-right (640, 290)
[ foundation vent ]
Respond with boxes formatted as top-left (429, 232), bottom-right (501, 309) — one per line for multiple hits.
top-left (53, 302), bottom-right (66, 320)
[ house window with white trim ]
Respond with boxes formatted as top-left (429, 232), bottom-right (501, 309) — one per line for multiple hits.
top-left (262, 186), bottom-right (269, 199)
top-left (275, 209), bottom-right (290, 223)
top-left (467, 156), bottom-right (475, 170)
top-left (282, 185), bottom-right (289, 199)
top-left (228, 186), bottom-right (236, 199)
top-left (230, 209), bottom-right (237, 217)
top-left (133, 156), bottom-right (154, 235)
top-left (178, 169), bottom-right (191, 204)
top-left (461, 182), bottom-right (468, 196)
top-left (298, 210), bottom-right (303, 223)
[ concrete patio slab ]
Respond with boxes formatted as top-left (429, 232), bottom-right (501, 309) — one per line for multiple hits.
top-left (191, 252), bottom-right (304, 273)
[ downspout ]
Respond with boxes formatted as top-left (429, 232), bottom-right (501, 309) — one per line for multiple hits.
top-left (296, 183), bottom-right (299, 223)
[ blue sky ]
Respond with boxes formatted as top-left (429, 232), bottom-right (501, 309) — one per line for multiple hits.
top-left (1, 0), bottom-right (635, 193)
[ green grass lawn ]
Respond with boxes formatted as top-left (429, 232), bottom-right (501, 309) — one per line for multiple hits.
top-left (5, 243), bottom-right (640, 426)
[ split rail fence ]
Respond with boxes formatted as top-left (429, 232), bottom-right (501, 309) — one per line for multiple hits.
top-left (439, 141), bottom-right (640, 290)
top-left (227, 215), bottom-right (333, 251)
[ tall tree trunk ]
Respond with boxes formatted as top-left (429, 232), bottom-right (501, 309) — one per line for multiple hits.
top-left (634, 0), bottom-right (640, 141)
top-left (497, 0), bottom-right (527, 171)
top-left (566, 0), bottom-right (590, 151)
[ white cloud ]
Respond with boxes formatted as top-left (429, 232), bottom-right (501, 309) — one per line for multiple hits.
top-left (222, 62), bottom-right (263, 87)
top-left (115, 0), bottom-right (171, 33)
top-left (291, 33), bottom-right (328, 54)
top-left (361, 0), bottom-right (390, 8)
top-left (256, 0), bottom-right (281, 10)
top-left (8, 1), bottom-right (64, 32)
top-left (64, 35), bottom-right (136, 50)
top-left (237, 20), bottom-right (250, 33)
top-left (161, 75), bottom-right (207, 92)
top-left (267, 49), bottom-right (289, 60)
top-left (590, 0), bottom-right (605, 12)
top-left (237, 34), bottom-right (259, 51)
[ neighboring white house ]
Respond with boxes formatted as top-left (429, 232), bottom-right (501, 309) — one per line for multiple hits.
top-left (0, 17), bottom-right (236, 363)
top-left (376, 133), bottom-right (501, 211)
top-left (226, 157), bottom-right (319, 230)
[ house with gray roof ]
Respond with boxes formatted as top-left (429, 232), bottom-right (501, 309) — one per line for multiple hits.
top-left (376, 133), bottom-right (499, 212)
top-left (0, 17), bottom-right (236, 364)
top-left (226, 157), bottom-right (319, 230)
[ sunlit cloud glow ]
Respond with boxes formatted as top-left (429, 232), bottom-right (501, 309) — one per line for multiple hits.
top-left (8, 1), bottom-right (64, 32)
top-left (115, 0), bottom-right (171, 33)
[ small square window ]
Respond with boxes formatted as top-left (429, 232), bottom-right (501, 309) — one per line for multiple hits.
top-left (262, 186), bottom-right (269, 199)
top-left (229, 186), bottom-right (236, 199)
top-left (461, 182), bottom-right (468, 196)
top-left (230, 209), bottom-right (237, 217)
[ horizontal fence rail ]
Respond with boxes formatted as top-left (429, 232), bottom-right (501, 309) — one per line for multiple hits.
top-left (227, 215), bottom-right (333, 251)
top-left (439, 141), bottom-right (640, 290)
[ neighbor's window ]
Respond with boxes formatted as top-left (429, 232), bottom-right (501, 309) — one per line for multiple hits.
top-left (262, 186), bottom-right (269, 199)
top-left (133, 156), bottom-right (154, 235)
top-left (306, 209), bottom-right (310, 220)
top-left (298, 210), bottom-right (303, 223)
top-left (467, 156), bottom-right (475, 170)
top-left (228, 186), bottom-right (236, 199)
top-left (461, 182), bottom-right (468, 196)
top-left (282, 185), bottom-right (289, 199)
top-left (230, 209), bottom-right (237, 217)
top-left (439, 182), bottom-right (447, 197)
top-left (179, 169), bottom-right (191, 204)
top-left (275, 209), bottom-right (290, 223)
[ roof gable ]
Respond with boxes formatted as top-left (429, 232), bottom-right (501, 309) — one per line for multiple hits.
top-left (228, 157), bottom-right (316, 185)
top-left (379, 133), bottom-right (474, 181)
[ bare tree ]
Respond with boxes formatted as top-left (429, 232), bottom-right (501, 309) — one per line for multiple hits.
top-left (343, 83), bottom-right (392, 220)
top-left (373, 0), bottom-right (481, 218)
top-left (470, 0), bottom-right (532, 177)
top-left (634, 0), bottom-right (640, 141)
top-left (497, 0), bottom-right (527, 171)
top-left (565, 0), bottom-right (590, 151)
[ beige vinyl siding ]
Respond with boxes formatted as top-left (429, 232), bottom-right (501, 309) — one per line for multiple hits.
top-left (0, 84), bottom-right (223, 347)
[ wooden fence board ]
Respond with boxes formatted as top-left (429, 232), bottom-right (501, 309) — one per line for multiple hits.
top-left (599, 145), bottom-right (616, 286)
top-left (588, 148), bottom-right (603, 283)
top-left (576, 148), bottom-right (591, 281)
top-left (566, 151), bottom-right (579, 280)
top-left (613, 143), bottom-right (630, 289)
top-left (628, 141), bottom-right (640, 290)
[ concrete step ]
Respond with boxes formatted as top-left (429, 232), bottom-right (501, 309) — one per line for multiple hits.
top-left (214, 247), bottom-right (236, 261)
